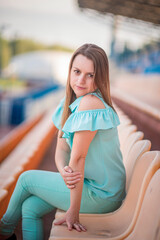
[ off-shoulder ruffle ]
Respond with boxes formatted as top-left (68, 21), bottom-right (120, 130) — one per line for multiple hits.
top-left (52, 97), bottom-right (65, 130)
top-left (62, 108), bottom-right (120, 139)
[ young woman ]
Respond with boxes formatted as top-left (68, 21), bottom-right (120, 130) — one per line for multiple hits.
top-left (0, 43), bottom-right (126, 240)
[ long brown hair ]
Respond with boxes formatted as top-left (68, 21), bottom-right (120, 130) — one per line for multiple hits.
top-left (59, 43), bottom-right (116, 138)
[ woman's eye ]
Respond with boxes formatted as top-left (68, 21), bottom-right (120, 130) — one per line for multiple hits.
top-left (74, 70), bottom-right (80, 74)
top-left (88, 74), bottom-right (94, 78)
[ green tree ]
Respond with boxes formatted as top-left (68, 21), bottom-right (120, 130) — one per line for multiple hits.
top-left (0, 36), bottom-right (11, 72)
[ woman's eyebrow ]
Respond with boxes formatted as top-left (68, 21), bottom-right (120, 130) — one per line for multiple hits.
top-left (73, 67), bottom-right (79, 69)
top-left (73, 67), bottom-right (94, 74)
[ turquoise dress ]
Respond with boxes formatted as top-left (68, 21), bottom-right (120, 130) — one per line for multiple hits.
top-left (52, 90), bottom-right (126, 202)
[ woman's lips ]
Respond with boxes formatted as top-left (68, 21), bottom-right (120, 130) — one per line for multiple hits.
top-left (76, 86), bottom-right (85, 90)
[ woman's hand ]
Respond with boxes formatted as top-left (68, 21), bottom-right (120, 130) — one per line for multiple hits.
top-left (61, 166), bottom-right (82, 189)
top-left (54, 208), bottom-right (87, 232)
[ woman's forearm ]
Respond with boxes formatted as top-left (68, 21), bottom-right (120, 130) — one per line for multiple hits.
top-left (69, 156), bottom-right (85, 212)
top-left (67, 130), bottom-right (96, 213)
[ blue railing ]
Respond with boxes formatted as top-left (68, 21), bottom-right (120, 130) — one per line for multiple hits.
top-left (0, 83), bottom-right (62, 125)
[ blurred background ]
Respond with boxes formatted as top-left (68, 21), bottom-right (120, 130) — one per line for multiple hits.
top-left (0, 0), bottom-right (160, 140)
top-left (0, 0), bottom-right (160, 239)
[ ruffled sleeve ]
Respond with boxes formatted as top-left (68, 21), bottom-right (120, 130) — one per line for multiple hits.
top-left (52, 96), bottom-right (65, 130)
top-left (62, 107), bottom-right (120, 139)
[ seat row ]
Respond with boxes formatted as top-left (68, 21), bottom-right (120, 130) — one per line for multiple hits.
top-left (49, 102), bottom-right (160, 240)
top-left (0, 89), bottom-right (64, 219)
top-left (0, 113), bottom-right (44, 164)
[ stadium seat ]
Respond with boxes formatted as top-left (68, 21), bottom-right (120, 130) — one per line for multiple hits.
top-left (0, 114), bottom-right (43, 163)
top-left (125, 169), bottom-right (160, 240)
top-left (0, 189), bottom-right (8, 218)
top-left (50, 151), bottom-right (160, 240)
top-left (122, 131), bottom-right (144, 163)
top-left (125, 139), bottom-right (151, 191)
top-left (118, 125), bottom-right (137, 153)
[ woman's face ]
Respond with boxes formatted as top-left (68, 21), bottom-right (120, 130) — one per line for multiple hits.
top-left (70, 54), bottom-right (97, 98)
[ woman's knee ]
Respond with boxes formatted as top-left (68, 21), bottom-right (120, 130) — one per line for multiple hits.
top-left (17, 170), bottom-right (37, 186)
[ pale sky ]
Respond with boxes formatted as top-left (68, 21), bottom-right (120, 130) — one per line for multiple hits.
top-left (0, 0), bottom-right (157, 54)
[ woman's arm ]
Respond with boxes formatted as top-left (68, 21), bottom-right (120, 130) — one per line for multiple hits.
top-left (54, 129), bottom-right (97, 231)
top-left (68, 130), bottom-right (97, 231)
top-left (69, 130), bottom-right (97, 212)
top-left (55, 131), bottom-right (82, 189)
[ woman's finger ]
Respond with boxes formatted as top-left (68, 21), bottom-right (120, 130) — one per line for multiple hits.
top-left (73, 223), bottom-right (81, 232)
top-left (67, 184), bottom-right (75, 189)
top-left (66, 179), bottom-right (81, 185)
top-left (79, 224), bottom-right (87, 231)
top-left (67, 222), bottom-right (73, 231)
top-left (63, 171), bottom-right (82, 177)
top-left (64, 166), bottom-right (73, 173)
top-left (66, 175), bottom-right (82, 181)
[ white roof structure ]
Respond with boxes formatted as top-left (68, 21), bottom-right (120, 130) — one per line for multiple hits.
top-left (2, 51), bottom-right (72, 85)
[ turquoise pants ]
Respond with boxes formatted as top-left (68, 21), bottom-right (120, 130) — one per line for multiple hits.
top-left (0, 170), bottom-right (121, 240)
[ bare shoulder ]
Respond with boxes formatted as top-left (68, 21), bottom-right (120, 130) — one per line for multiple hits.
top-left (79, 94), bottom-right (105, 111)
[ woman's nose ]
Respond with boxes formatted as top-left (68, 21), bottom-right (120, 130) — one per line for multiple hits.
top-left (77, 74), bottom-right (85, 84)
